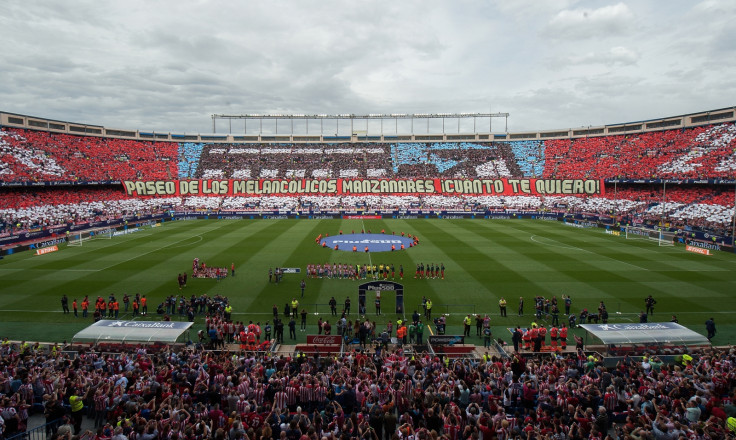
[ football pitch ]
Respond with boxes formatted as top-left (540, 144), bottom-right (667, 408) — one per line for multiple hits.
top-left (0, 218), bottom-right (734, 345)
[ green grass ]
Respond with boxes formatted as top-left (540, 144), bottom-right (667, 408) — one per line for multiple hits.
top-left (0, 218), bottom-right (734, 345)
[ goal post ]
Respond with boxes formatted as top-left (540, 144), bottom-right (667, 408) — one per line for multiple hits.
top-left (90, 228), bottom-right (113, 240)
top-left (625, 226), bottom-right (675, 246)
top-left (66, 227), bottom-right (114, 247)
top-left (658, 230), bottom-right (676, 246)
top-left (66, 232), bottom-right (85, 247)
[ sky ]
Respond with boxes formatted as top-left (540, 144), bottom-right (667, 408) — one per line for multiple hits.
top-left (1, 0), bottom-right (735, 135)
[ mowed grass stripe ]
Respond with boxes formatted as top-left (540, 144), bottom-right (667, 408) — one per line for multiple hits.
top-left (461, 221), bottom-right (642, 309)
top-left (528, 221), bottom-right (732, 274)
top-left (492, 220), bottom-right (734, 320)
top-left (0, 221), bottom-right (199, 306)
top-left (227, 220), bottom-right (338, 313)
top-left (0, 227), bottom-right (174, 293)
top-left (150, 220), bottom-right (303, 316)
top-left (41, 222), bottom-right (200, 270)
top-left (0, 218), bottom-right (734, 343)
top-left (0, 220), bottom-right (298, 327)
top-left (452, 220), bottom-right (610, 280)
top-left (410, 220), bottom-right (557, 302)
top-left (304, 219), bottom-right (413, 315)
top-left (119, 219), bottom-right (285, 301)
top-left (388, 220), bottom-right (488, 313)
top-left (500, 221), bottom-right (722, 289)
top-left (446, 221), bottom-right (687, 317)
top-left (367, 219), bottom-right (445, 315)
top-left (529, 223), bottom-right (736, 304)
top-left (0, 220), bottom-right (238, 316)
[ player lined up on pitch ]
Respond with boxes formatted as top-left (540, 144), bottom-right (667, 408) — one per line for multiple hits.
top-left (191, 257), bottom-right (228, 280)
top-left (305, 263), bottom-right (410, 280)
top-left (414, 262), bottom-right (445, 279)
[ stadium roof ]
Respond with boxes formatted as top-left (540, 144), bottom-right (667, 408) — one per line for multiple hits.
top-left (580, 322), bottom-right (710, 346)
top-left (72, 320), bottom-right (193, 344)
top-left (3, 107), bottom-right (735, 142)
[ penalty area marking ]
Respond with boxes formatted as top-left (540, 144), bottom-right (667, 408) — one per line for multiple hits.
top-left (530, 235), bottom-right (580, 250)
top-left (89, 232), bottom-right (215, 272)
top-left (168, 235), bottom-right (203, 249)
top-left (88, 222), bottom-right (232, 272)
top-left (529, 234), bottom-right (649, 271)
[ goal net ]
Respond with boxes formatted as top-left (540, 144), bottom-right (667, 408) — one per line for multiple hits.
top-left (66, 228), bottom-right (113, 247)
top-left (625, 226), bottom-right (675, 246)
top-left (90, 228), bottom-right (113, 240)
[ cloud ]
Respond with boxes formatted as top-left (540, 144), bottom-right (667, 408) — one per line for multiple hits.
top-left (544, 3), bottom-right (634, 40)
top-left (566, 46), bottom-right (640, 66)
top-left (0, 0), bottom-right (734, 134)
top-left (691, 0), bottom-right (736, 16)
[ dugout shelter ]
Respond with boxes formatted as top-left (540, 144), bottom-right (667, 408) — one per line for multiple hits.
top-left (72, 319), bottom-right (193, 344)
top-left (580, 322), bottom-right (710, 355)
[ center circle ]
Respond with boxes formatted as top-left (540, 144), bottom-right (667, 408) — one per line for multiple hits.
top-left (320, 233), bottom-right (415, 252)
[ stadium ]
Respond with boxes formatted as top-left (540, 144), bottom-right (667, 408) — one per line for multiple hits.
top-left (3, 0), bottom-right (736, 436)
top-left (1, 105), bottom-right (736, 438)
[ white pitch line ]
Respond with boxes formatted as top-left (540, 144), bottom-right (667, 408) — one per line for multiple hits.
top-left (652, 268), bottom-right (728, 272)
top-left (64, 229), bottom-right (160, 253)
top-left (89, 223), bottom-right (230, 272)
top-left (528, 234), bottom-right (649, 271)
top-left (0, 226), bottom-right (166, 273)
top-left (361, 219), bottom-right (373, 269)
top-left (168, 235), bottom-right (203, 249)
top-left (530, 235), bottom-right (580, 250)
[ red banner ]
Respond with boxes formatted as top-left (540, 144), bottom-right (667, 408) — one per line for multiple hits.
top-left (685, 245), bottom-right (711, 255)
top-left (122, 178), bottom-right (604, 197)
top-left (306, 335), bottom-right (342, 345)
top-left (35, 245), bottom-right (59, 255)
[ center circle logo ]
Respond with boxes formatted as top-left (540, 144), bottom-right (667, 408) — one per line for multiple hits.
top-left (320, 233), bottom-right (416, 252)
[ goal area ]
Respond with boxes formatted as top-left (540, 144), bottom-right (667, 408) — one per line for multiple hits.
top-left (67, 228), bottom-right (113, 247)
top-left (625, 226), bottom-right (675, 246)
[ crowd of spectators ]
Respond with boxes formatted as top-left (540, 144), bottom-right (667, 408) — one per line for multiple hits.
top-left (185, 123), bottom-right (735, 181)
top-left (2, 122), bottom-right (734, 185)
top-left (2, 120), bottom-right (736, 238)
top-left (0, 338), bottom-right (735, 440)
top-left (0, 188), bottom-right (133, 211)
top-left (509, 142), bottom-right (545, 178)
top-left (179, 143), bottom-right (205, 179)
top-left (192, 142), bottom-right (530, 180)
top-left (194, 144), bottom-right (392, 181)
top-left (0, 128), bottom-right (177, 183)
top-left (0, 185), bottom-right (733, 238)
top-left (543, 123), bottom-right (736, 180)
top-left (0, 188), bottom-right (177, 234)
top-left (389, 142), bottom-right (527, 179)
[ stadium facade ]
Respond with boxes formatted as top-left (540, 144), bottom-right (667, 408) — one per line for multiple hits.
top-left (0, 108), bottom-right (735, 255)
top-left (2, 107), bottom-right (735, 143)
